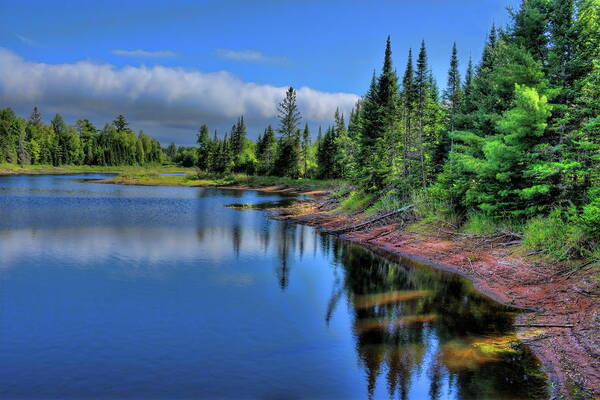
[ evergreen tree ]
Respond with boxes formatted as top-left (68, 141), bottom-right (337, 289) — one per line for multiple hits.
top-left (400, 48), bottom-right (416, 183)
top-left (256, 125), bottom-right (277, 175)
top-left (359, 71), bottom-right (381, 152)
top-left (277, 87), bottom-right (302, 139)
top-left (275, 87), bottom-right (302, 177)
top-left (360, 37), bottom-right (401, 190)
top-left (509, 0), bottom-right (552, 63)
top-left (230, 116), bottom-right (246, 158)
top-left (415, 40), bottom-right (430, 186)
top-left (443, 42), bottom-right (463, 133)
top-left (113, 114), bottom-right (129, 131)
top-left (51, 114), bottom-right (68, 164)
top-left (197, 124), bottom-right (211, 170)
top-left (378, 36), bottom-right (400, 129)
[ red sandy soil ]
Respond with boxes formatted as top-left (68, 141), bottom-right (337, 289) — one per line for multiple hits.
top-left (281, 201), bottom-right (600, 400)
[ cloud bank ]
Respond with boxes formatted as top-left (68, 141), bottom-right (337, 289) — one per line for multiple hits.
top-left (0, 48), bottom-right (359, 144)
top-left (112, 49), bottom-right (177, 58)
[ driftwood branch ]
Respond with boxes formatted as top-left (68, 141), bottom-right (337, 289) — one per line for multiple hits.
top-left (327, 205), bottom-right (414, 235)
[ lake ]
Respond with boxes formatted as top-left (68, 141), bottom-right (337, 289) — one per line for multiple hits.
top-left (0, 175), bottom-right (548, 399)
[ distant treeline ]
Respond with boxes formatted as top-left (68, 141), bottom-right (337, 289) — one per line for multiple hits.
top-left (0, 110), bottom-right (164, 166)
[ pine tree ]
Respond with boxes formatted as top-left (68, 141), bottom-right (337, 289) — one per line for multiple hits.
top-left (257, 125), bottom-right (277, 175)
top-left (360, 37), bottom-right (401, 190)
top-left (275, 87), bottom-right (302, 177)
top-left (444, 42), bottom-right (463, 133)
top-left (463, 57), bottom-right (474, 102)
top-left (378, 36), bottom-right (399, 128)
top-left (415, 40), bottom-right (430, 186)
top-left (113, 114), bottom-right (129, 131)
top-left (400, 48), bottom-right (416, 182)
top-left (277, 87), bottom-right (302, 139)
top-left (230, 116), bottom-right (246, 157)
top-left (197, 124), bottom-right (211, 170)
top-left (51, 114), bottom-right (67, 164)
top-left (360, 71), bottom-right (381, 152)
top-left (548, 0), bottom-right (578, 100)
top-left (509, 0), bottom-right (552, 63)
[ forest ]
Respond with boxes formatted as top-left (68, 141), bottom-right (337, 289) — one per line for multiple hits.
top-left (0, 110), bottom-right (164, 166)
top-left (1, 0), bottom-right (598, 261)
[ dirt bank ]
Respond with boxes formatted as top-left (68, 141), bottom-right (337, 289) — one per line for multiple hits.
top-left (278, 198), bottom-right (600, 400)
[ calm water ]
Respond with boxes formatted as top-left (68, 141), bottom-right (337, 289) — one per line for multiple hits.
top-left (0, 175), bottom-right (548, 400)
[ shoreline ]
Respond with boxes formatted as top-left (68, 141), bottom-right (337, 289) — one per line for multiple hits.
top-left (0, 167), bottom-right (334, 196)
top-left (277, 198), bottom-right (599, 400)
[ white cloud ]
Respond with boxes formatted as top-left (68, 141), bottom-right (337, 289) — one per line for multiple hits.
top-left (216, 49), bottom-right (287, 64)
top-left (15, 34), bottom-right (36, 46)
top-left (112, 49), bottom-right (177, 58)
top-left (0, 48), bottom-right (359, 143)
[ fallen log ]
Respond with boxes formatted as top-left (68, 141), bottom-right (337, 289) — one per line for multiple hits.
top-left (327, 205), bottom-right (414, 234)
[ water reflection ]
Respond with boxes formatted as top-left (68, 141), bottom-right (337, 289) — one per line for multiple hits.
top-left (323, 235), bottom-right (548, 399)
top-left (0, 175), bottom-right (548, 399)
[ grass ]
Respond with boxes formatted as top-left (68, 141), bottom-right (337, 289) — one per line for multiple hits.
top-left (0, 163), bottom-right (342, 192)
top-left (0, 163), bottom-right (192, 176)
top-left (214, 173), bottom-right (342, 192)
top-left (337, 191), bottom-right (375, 213)
top-left (93, 170), bottom-right (341, 192)
top-left (521, 214), bottom-right (590, 260)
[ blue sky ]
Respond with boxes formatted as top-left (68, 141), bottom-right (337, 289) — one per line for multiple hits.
top-left (0, 0), bottom-right (518, 144)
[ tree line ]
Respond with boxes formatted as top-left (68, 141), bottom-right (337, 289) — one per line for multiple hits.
top-left (0, 110), bottom-right (165, 166)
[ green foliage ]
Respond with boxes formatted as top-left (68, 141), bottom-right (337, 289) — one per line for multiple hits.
top-left (338, 191), bottom-right (375, 213)
top-left (196, 124), bottom-right (211, 170)
top-left (0, 108), bottom-right (165, 167)
top-left (523, 211), bottom-right (587, 259)
top-left (256, 125), bottom-right (277, 175)
top-left (275, 87), bottom-right (302, 177)
top-left (575, 187), bottom-right (600, 244)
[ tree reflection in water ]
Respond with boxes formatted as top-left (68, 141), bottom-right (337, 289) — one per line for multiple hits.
top-left (216, 201), bottom-right (547, 399)
top-left (321, 233), bottom-right (548, 400)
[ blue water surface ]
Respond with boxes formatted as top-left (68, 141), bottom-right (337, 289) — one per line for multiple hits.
top-left (0, 175), bottom-right (548, 399)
